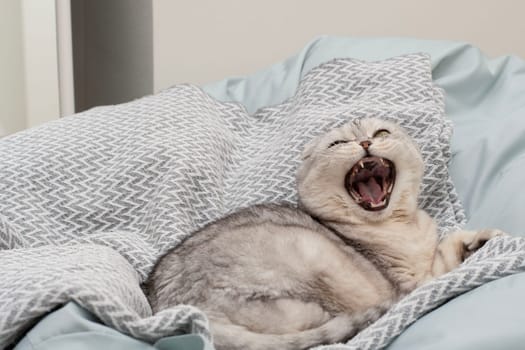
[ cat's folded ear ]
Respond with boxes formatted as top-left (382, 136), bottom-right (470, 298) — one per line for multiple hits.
top-left (301, 137), bottom-right (320, 160)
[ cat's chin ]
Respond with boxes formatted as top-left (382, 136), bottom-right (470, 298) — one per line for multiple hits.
top-left (345, 156), bottom-right (396, 212)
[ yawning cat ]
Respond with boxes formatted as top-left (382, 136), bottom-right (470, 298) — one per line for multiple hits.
top-left (146, 118), bottom-right (503, 350)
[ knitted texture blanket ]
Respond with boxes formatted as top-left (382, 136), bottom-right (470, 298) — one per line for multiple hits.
top-left (1, 53), bottom-right (523, 349)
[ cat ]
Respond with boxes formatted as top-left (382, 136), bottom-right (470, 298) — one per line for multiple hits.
top-left (146, 117), bottom-right (503, 350)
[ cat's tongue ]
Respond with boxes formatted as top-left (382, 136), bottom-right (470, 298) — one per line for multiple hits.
top-left (357, 177), bottom-right (383, 204)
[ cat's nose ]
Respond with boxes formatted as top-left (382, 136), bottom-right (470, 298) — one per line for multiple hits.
top-left (360, 140), bottom-right (372, 150)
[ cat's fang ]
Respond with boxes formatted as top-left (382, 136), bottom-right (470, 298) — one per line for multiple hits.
top-left (370, 200), bottom-right (386, 208)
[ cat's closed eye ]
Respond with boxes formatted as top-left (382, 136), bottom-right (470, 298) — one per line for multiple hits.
top-left (373, 129), bottom-right (390, 138)
top-left (327, 140), bottom-right (349, 148)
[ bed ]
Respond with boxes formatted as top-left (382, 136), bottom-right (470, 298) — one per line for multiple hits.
top-left (4, 37), bottom-right (525, 350)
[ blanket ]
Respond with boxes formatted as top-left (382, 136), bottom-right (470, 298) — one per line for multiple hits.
top-left (1, 53), bottom-right (523, 350)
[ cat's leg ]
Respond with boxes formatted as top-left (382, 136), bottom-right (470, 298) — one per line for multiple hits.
top-left (209, 300), bottom-right (389, 350)
top-left (210, 312), bottom-right (363, 350)
top-left (220, 298), bottom-right (332, 334)
top-left (431, 229), bottom-right (506, 277)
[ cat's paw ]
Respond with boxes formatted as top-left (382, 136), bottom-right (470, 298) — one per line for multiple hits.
top-left (463, 229), bottom-right (506, 259)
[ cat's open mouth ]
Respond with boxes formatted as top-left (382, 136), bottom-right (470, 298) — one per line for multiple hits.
top-left (345, 156), bottom-right (396, 211)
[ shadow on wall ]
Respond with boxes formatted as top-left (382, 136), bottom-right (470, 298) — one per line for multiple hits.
top-left (71, 0), bottom-right (153, 113)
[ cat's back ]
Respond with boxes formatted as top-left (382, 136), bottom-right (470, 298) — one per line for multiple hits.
top-left (163, 203), bottom-right (331, 255)
top-left (147, 203), bottom-right (344, 311)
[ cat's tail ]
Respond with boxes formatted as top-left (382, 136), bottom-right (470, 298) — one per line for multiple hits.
top-left (210, 302), bottom-right (390, 350)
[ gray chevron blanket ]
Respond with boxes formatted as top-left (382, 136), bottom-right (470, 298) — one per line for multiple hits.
top-left (1, 53), bottom-right (524, 350)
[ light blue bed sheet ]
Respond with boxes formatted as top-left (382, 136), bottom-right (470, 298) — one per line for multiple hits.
top-left (14, 302), bottom-right (213, 350)
top-left (16, 37), bottom-right (525, 349)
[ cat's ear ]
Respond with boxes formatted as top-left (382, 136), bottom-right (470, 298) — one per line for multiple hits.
top-left (301, 137), bottom-right (320, 160)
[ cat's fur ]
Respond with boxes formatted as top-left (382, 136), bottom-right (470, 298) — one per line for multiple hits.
top-left (146, 118), bottom-right (503, 350)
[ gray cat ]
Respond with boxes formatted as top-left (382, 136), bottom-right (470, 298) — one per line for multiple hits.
top-left (146, 118), bottom-right (503, 350)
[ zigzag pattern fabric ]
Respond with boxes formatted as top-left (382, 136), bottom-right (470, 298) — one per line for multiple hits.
top-left (0, 53), bottom-right (522, 349)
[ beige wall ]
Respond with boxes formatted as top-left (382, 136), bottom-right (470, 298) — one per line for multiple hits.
top-left (0, 0), bottom-right (26, 136)
top-left (2, 0), bottom-right (523, 136)
top-left (153, 0), bottom-right (525, 90)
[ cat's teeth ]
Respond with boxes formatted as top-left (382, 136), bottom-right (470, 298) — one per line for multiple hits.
top-left (370, 200), bottom-right (386, 208)
top-left (380, 159), bottom-right (387, 167)
top-left (359, 161), bottom-right (365, 169)
top-left (387, 182), bottom-right (394, 192)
